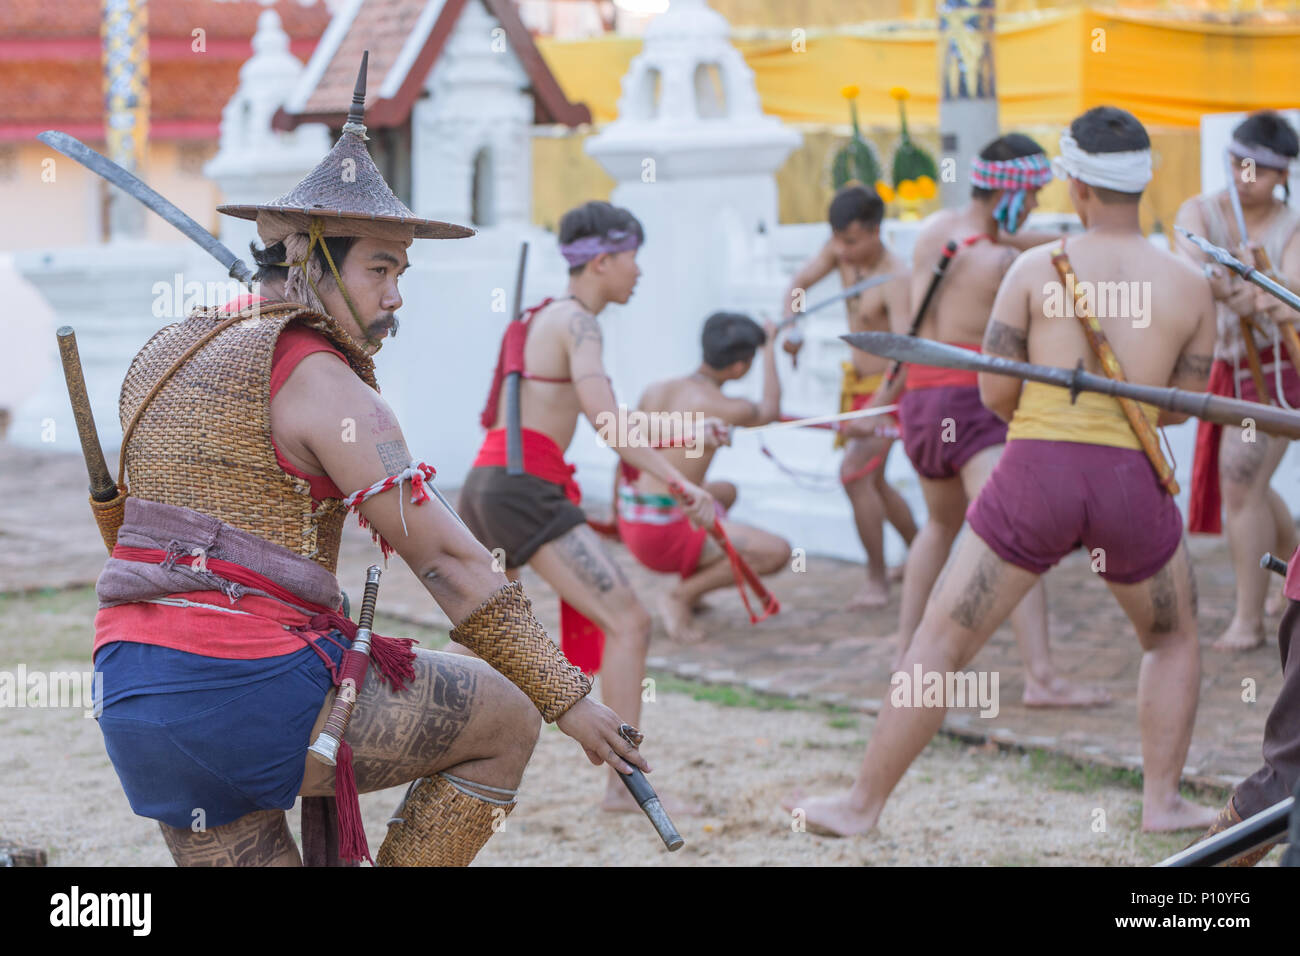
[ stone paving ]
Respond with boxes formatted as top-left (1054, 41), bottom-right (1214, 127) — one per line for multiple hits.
top-left (3, 441), bottom-right (1287, 793)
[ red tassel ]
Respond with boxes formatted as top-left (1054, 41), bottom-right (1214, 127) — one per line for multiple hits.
top-left (369, 634), bottom-right (417, 691)
top-left (335, 739), bottom-right (372, 864)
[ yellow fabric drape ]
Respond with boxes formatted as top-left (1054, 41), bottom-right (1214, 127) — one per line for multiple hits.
top-left (536, 10), bottom-right (1300, 130)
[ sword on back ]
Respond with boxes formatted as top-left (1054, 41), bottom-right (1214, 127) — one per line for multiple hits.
top-left (39, 130), bottom-right (259, 551)
top-left (504, 242), bottom-right (529, 476)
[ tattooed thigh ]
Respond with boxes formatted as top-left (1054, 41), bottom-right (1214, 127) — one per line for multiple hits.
top-left (1221, 428), bottom-right (1270, 486)
top-left (159, 809), bottom-right (299, 867)
top-left (949, 548), bottom-right (1004, 632)
top-left (333, 648), bottom-right (481, 793)
top-left (555, 524), bottom-right (629, 593)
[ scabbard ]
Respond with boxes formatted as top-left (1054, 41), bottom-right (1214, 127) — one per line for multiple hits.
top-left (1050, 246), bottom-right (1179, 496)
top-left (505, 242), bottom-right (529, 476)
top-left (884, 239), bottom-right (959, 387)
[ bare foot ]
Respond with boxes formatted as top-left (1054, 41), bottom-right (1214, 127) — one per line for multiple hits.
top-left (847, 577), bottom-right (889, 611)
top-left (1142, 796), bottom-right (1219, 832)
top-left (1211, 620), bottom-right (1265, 653)
top-left (1023, 676), bottom-right (1112, 709)
top-left (602, 783), bottom-right (702, 816)
top-left (780, 790), bottom-right (876, 837)
top-left (658, 592), bottom-right (705, 644)
top-left (888, 564), bottom-right (906, 584)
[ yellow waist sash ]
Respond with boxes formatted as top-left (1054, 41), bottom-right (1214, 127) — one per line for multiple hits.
top-left (1006, 380), bottom-right (1160, 451)
top-left (836, 364), bottom-right (885, 449)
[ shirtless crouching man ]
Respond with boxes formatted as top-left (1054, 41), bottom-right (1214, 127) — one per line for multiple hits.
top-left (865, 133), bottom-right (1106, 708)
top-left (786, 107), bottom-right (1220, 836)
top-left (455, 200), bottom-right (717, 813)
top-left (782, 185), bottom-right (917, 608)
top-left (619, 312), bottom-right (792, 642)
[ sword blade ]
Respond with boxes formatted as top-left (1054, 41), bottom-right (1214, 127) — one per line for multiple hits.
top-left (1224, 149), bottom-right (1252, 246)
top-left (1155, 797), bottom-right (1292, 867)
top-left (38, 130), bottom-right (254, 285)
top-left (780, 273), bottom-right (897, 332)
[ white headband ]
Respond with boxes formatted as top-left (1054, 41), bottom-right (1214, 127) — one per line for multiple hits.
top-left (1051, 131), bottom-right (1152, 193)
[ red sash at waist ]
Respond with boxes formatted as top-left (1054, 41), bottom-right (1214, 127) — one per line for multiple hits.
top-left (906, 342), bottom-right (983, 390)
top-left (473, 427), bottom-right (581, 503)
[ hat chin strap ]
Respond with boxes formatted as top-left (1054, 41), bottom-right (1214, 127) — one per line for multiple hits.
top-left (278, 218), bottom-right (378, 352)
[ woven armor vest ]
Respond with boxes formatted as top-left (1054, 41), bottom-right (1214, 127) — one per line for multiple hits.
top-left (118, 301), bottom-right (378, 573)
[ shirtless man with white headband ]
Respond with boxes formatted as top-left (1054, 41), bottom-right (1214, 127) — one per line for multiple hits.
top-left (786, 106), bottom-right (1219, 838)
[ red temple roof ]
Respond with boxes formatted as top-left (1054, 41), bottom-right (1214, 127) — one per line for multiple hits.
top-left (275, 0), bottom-right (590, 132)
top-left (0, 0), bottom-right (331, 142)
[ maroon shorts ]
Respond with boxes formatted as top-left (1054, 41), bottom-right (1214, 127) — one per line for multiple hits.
top-left (899, 386), bottom-right (1008, 481)
top-left (966, 439), bottom-right (1182, 584)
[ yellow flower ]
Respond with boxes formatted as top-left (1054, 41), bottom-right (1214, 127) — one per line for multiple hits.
top-left (875, 179), bottom-right (895, 203)
top-left (840, 84), bottom-right (860, 100)
top-left (889, 86), bottom-right (910, 101)
top-left (915, 175), bottom-right (937, 200)
top-left (898, 179), bottom-right (920, 201)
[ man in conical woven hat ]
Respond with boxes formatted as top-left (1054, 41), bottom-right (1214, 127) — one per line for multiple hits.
top-left (93, 55), bottom-right (649, 867)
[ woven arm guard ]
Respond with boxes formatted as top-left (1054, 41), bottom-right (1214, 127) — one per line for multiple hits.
top-left (449, 581), bottom-right (592, 722)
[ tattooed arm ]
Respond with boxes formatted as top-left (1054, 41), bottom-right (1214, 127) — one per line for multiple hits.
top-left (277, 352), bottom-right (506, 623)
top-left (1161, 266), bottom-right (1218, 425)
top-left (567, 310), bottom-right (716, 528)
top-left (979, 253), bottom-right (1034, 422)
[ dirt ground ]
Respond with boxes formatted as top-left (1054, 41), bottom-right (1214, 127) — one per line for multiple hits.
top-left (0, 586), bottom-right (1271, 867)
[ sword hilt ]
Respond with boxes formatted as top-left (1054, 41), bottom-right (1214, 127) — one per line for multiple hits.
top-left (619, 768), bottom-right (684, 852)
top-left (1262, 552), bottom-right (1288, 577)
top-left (309, 566), bottom-right (383, 766)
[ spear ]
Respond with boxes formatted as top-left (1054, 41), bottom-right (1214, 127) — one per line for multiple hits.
top-left (1178, 226), bottom-right (1300, 316)
top-left (841, 331), bottom-right (1300, 439)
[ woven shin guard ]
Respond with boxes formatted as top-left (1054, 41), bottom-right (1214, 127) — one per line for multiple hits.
top-left (1194, 796), bottom-right (1276, 867)
top-left (450, 581), bottom-right (592, 722)
top-left (376, 773), bottom-right (515, 867)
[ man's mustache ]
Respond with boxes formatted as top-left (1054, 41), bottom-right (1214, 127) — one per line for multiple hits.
top-left (368, 314), bottom-right (399, 338)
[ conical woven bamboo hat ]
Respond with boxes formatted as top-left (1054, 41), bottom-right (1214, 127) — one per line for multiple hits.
top-left (218, 52), bottom-right (474, 242)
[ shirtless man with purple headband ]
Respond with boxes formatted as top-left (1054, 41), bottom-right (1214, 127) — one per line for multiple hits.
top-left (457, 200), bottom-right (722, 815)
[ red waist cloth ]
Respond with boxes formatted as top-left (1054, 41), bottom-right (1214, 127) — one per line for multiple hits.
top-left (96, 546), bottom-right (414, 673)
top-left (1189, 346), bottom-right (1297, 534)
top-left (905, 342), bottom-right (983, 390)
top-left (473, 426), bottom-right (605, 674)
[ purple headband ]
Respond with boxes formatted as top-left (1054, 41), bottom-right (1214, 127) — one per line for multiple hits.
top-left (559, 230), bottom-right (641, 267)
top-left (1228, 138), bottom-right (1294, 171)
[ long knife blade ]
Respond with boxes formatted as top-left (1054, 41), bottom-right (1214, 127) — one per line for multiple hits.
top-left (38, 130), bottom-right (254, 285)
top-left (779, 272), bottom-right (898, 333)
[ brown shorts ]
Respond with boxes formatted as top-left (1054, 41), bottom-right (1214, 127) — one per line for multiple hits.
top-left (457, 466), bottom-right (587, 570)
